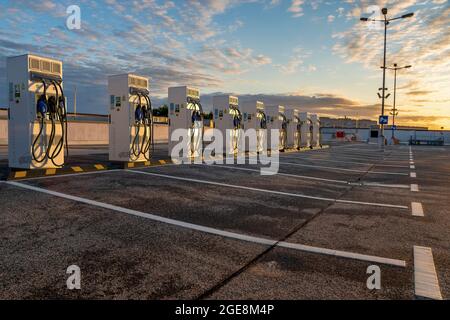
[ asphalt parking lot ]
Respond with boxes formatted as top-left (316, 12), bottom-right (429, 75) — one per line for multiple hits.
top-left (0, 143), bottom-right (449, 299)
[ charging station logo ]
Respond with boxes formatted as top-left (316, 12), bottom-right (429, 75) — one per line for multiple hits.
top-left (66, 5), bottom-right (81, 30)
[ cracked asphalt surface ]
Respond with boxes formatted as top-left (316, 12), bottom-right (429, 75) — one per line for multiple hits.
top-left (0, 143), bottom-right (449, 299)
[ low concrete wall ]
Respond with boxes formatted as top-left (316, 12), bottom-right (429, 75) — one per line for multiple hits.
top-left (2, 119), bottom-right (448, 146)
top-left (321, 127), bottom-right (450, 145)
top-left (0, 119), bottom-right (169, 146)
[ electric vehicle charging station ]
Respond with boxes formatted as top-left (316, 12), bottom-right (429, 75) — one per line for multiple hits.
top-left (241, 101), bottom-right (266, 153)
top-left (299, 112), bottom-right (312, 149)
top-left (311, 114), bottom-right (321, 148)
top-left (286, 108), bottom-right (301, 150)
top-left (266, 105), bottom-right (288, 152)
top-left (168, 86), bottom-right (203, 159)
top-left (213, 95), bottom-right (242, 155)
top-left (7, 54), bottom-right (68, 169)
top-left (108, 74), bottom-right (153, 163)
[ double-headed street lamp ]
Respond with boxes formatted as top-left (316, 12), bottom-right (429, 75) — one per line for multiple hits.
top-left (383, 64), bottom-right (412, 138)
top-left (360, 8), bottom-right (414, 147)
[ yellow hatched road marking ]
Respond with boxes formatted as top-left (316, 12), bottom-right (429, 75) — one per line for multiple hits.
top-left (14, 171), bottom-right (27, 179)
top-left (45, 169), bottom-right (57, 175)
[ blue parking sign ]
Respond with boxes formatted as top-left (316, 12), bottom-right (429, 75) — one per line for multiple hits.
top-left (379, 115), bottom-right (389, 125)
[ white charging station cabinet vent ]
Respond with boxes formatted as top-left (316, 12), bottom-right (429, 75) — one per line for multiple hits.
top-left (7, 54), bottom-right (65, 169)
top-left (213, 95), bottom-right (242, 155)
top-left (286, 108), bottom-right (302, 150)
top-left (168, 86), bottom-right (203, 158)
top-left (109, 73), bottom-right (152, 163)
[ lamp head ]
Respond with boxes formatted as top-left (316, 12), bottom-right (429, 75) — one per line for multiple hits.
top-left (402, 12), bottom-right (414, 18)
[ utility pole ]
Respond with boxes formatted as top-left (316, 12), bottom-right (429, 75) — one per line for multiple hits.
top-left (385, 63), bottom-right (412, 139)
top-left (361, 8), bottom-right (414, 149)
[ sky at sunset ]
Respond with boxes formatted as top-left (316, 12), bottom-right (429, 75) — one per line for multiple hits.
top-left (0, 0), bottom-right (449, 129)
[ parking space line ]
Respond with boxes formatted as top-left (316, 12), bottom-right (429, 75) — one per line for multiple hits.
top-left (411, 184), bottom-right (419, 192)
top-left (274, 161), bottom-right (409, 176)
top-left (278, 155), bottom-right (409, 168)
top-left (301, 153), bottom-right (409, 163)
top-left (411, 202), bottom-right (424, 217)
top-left (411, 172), bottom-right (417, 178)
top-left (126, 170), bottom-right (409, 210)
top-left (198, 164), bottom-right (411, 189)
top-left (197, 164), bottom-right (350, 184)
top-left (5, 180), bottom-right (407, 268)
top-left (414, 246), bottom-right (442, 300)
top-left (410, 165), bottom-right (416, 170)
top-left (358, 182), bottom-right (410, 189)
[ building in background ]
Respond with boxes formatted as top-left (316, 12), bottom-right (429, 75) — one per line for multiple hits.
top-left (320, 117), bottom-right (376, 129)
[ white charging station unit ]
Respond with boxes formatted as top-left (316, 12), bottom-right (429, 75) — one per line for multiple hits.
top-left (299, 112), bottom-right (312, 149)
top-left (286, 108), bottom-right (301, 150)
top-left (168, 86), bottom-right (203, 159)
top-left (266, 105), bottom-right (288, 152)
top-left (311, 114), bottom-right (321, 148)
top-left (241, 101), bottom-right (266, 153)
top-left (7, 54), bottom-right (66, 169)
top-left (108, 74), bottom-right (152, 163)
top-left (213, 95), bottom-right (241, 155)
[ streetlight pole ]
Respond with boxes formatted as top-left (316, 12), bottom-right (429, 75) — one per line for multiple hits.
top-left (384, 63), bottom-right (412, 139)
top-left (360, 8), bottom-right (414, 148)
top-left (381, 12), bottom-right (388, 144)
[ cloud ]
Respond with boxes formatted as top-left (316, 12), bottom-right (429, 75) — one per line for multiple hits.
top-left (332, 0), bottom-right (450, 124)
top-left (407, 90), bottom-right (434, 96)
top-left (0, 0), bottom-right (275, 115)
top-left (288, 0), bottom-right (305, 18)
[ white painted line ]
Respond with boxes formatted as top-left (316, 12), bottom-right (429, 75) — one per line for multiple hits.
top-left (279, 242), bottom-right (406, 267)
top-left (410, 161), bottom-right (415, 165)
top-left (411, 172), bottom-right (417, 178)
top-left (410, 165), bottom-right (416, 170)
top-left (359, 182), bottom-right (410, 189)
top-left (5, 180), bottom-right (407, 268)
top-left (411, 184), bottom-right (419, 192)
top-left (273, 161), bottom-right (409, 176)
top-left (302, 153), bottom-right (409, 163)
top-left (197, 164), bottom-right (410, 190)
top-left (278, 154), bottom-right (409, 168)
top-left (198, 164), bottom-right (350, 185)
top-left (412, 202), bottom-right (424, 217)
top-left (414, 246), bottom-right (442, 300)
top-left (126, 170), bottom-right (409, 209)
